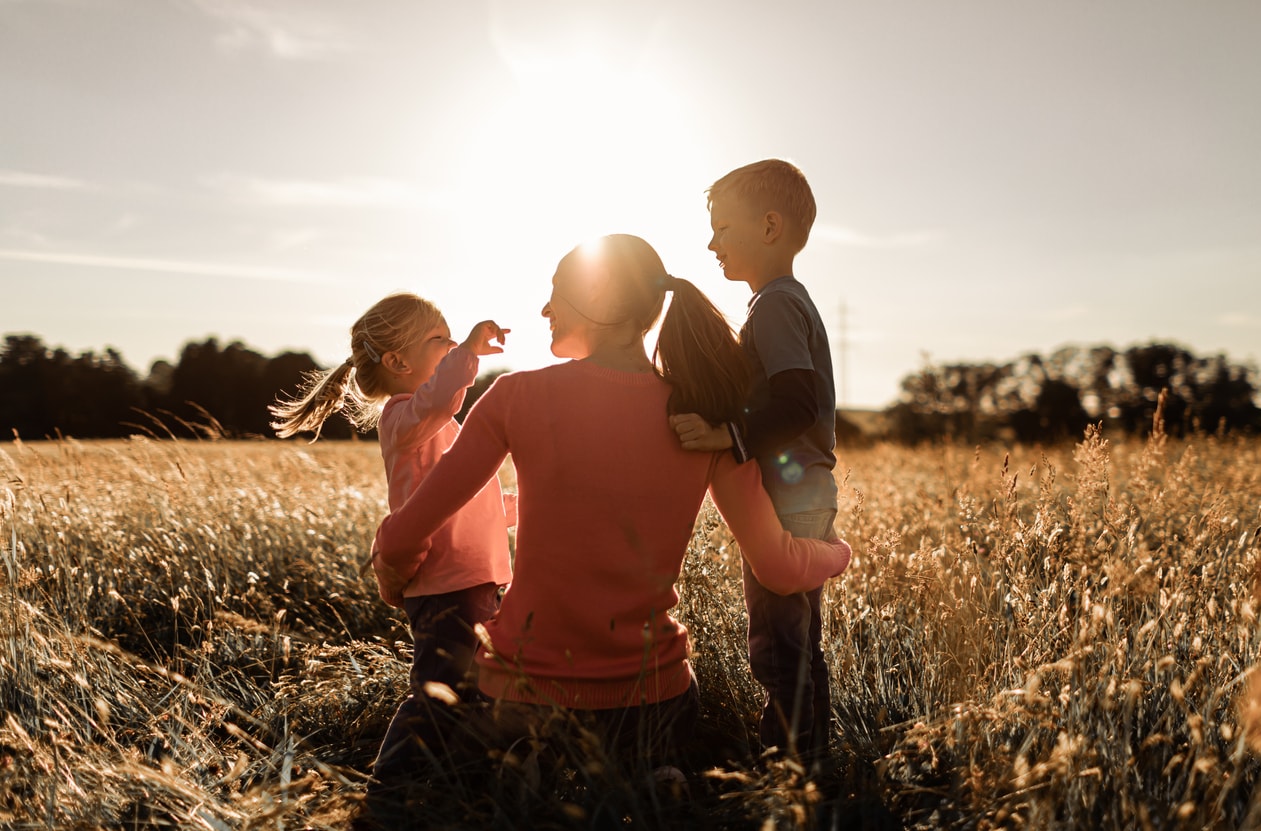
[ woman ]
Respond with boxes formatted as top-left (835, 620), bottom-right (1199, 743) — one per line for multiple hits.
top-left (371, 234), bottom-right (851, 767)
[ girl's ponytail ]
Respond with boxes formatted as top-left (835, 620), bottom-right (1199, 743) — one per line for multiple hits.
top-left (654, 277), bottom-right (750, 426)
top-left (269, 360), bottom-right (365, 440)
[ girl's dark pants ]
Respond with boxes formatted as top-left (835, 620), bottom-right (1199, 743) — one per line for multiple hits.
top-left (366, 582), bottom-right (500, 801)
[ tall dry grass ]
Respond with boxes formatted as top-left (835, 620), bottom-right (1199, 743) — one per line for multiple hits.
top-left (829, 416), bottom-right (1261, 829)
top-left (1, 436), bottom-right (400, 829)
top-left (1, 414), bottom-right (1259, 829)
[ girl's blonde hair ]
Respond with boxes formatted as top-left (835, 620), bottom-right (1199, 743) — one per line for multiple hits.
top-left (269, 293), bottom-right (443, 439)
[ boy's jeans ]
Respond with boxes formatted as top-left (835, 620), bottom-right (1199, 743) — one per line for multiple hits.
top-left (742, 508), bottom-right (836, 760)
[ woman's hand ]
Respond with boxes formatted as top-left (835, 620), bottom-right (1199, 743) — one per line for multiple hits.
top-left (371, 550), bottom-right (411, 608)
top-left (824, 537), bottom-right (853, 579)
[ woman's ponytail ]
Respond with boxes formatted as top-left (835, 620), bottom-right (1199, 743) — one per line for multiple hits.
top-left (654, 277), bottom-right (750, 426)
top-left (580, 233), bottom-right (749, 425)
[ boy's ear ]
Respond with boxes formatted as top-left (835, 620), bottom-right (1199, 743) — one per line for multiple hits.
top-left (762, 211), bottom-right (785, 244)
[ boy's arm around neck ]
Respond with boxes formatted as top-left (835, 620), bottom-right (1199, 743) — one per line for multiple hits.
top-left (740, 368), bottom-right (818, 459)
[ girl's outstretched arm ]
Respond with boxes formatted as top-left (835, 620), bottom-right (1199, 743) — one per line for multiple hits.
top-left (381, 346), bottom-right (478, 450)
top-left (382, 321), bottom-right (509, 450)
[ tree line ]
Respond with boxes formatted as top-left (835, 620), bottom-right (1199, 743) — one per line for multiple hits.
top-left (882, 342), bottom-right (1260, 443)
top-left (3, 333), bottom-right (1258, 443)
top-left (0, 334), bottom-right (334, 440)
top-left (0, 334), bottom-right (512, 442)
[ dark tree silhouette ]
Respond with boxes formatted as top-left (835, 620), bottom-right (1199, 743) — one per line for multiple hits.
top-left (159, 339), bottom-right (267, 436)
top-left (1009, 379), bottom-right (1091, 443)
top-left (155, 339), bottom-right (340, 438)
top-left (0, 335), bottom-right (145, 439)
top-left (886, 341), bottom-right (1260, 444)
top-left (6, 331), bottom-right (1256, 442)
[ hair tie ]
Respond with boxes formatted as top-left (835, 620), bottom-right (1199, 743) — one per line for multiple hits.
top-left (663, 274), bottom-right (680, 292)
top-left (360, 340), bottom-right (382, 363)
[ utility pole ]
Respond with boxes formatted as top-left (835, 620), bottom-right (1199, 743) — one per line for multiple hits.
top-left (836, 300), bottom-right (848, 408)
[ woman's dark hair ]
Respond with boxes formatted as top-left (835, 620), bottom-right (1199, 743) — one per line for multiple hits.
top-left (655, 276), bottom-right (750, 425)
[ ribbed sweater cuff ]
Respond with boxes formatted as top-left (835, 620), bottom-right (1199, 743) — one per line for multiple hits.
top-left (477, 660), bottom-right (693, 710)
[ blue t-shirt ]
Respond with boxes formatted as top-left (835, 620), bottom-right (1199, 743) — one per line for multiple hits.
top-left (741, 276), bottom-right (838, 515)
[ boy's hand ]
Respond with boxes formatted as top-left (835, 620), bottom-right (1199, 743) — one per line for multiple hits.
top-left (462, 320), bottom-right (510, 356)
top-left (669, 413), bottom-right (733, 452)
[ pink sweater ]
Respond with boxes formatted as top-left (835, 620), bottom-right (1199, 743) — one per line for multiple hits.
top-left (376, 345), bottom-right (512, 598)
top-left (375, 360), bottom-right (851, 708)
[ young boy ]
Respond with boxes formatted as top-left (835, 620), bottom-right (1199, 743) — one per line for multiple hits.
top-left (670, 159), bottom-right (839, 762)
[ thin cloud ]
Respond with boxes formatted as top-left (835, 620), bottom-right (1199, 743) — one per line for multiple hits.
top-left (0, 170), bottom-right (89, 190)
top-left (0, 224), bottom-right (52, 247)
top-left (1219, 312), bottom-right (1261, 328)
top-left (1038, 305), bottom-right (1091, 322)
top-left (813, 223), bottom-right (943, 248)
top-left (205, 174), bottom-right (437, 209)
top-left (0, 248), bottom-right (329, 283)
top-left (267, 228), bottom-right (321, 252)
top-left (189, 0), bottom-right (355, 60)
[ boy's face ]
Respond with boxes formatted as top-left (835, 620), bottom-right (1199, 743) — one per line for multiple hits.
top-left (707, 195), bottom-right (768, 286)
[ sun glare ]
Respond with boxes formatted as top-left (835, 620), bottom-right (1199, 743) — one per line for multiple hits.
top-left (414, 10), bottom-right (736, 371)
top-left (452, 23), bottom-right (704, 266)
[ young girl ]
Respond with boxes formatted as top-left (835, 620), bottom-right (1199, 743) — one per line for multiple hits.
top-left (268, 292), bottom-right (514, 809)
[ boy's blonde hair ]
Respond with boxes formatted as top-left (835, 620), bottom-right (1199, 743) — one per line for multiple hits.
top-left (270, 293), bottom-right (443, 439)
top-left (706, 159), bottom-right (817, 254)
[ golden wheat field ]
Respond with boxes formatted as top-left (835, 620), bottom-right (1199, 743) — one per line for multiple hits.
top-left (2, 423), bottom-right (1261, 830)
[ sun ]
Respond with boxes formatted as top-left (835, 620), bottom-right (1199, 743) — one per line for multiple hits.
top-left (451, 19), bottom-right (708, 268)
top-left (412, 10), bottom-right (744, 373)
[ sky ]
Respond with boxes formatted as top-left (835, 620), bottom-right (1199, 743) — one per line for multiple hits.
top-left (2, 0), bottom-right (1259, 409)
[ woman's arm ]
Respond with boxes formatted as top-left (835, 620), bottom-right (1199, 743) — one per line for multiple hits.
top-left (708, 454), bottom-right (851, 595)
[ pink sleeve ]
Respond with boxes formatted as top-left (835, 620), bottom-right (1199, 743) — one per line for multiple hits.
top-left (502, 491), bottom-right (518, 529)
top-left (708, 454), bottom-right (851, 595)
top-left (380, 346), bottom-right (478, 449)
top-left (374, 375), bottom-right (513, 574)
